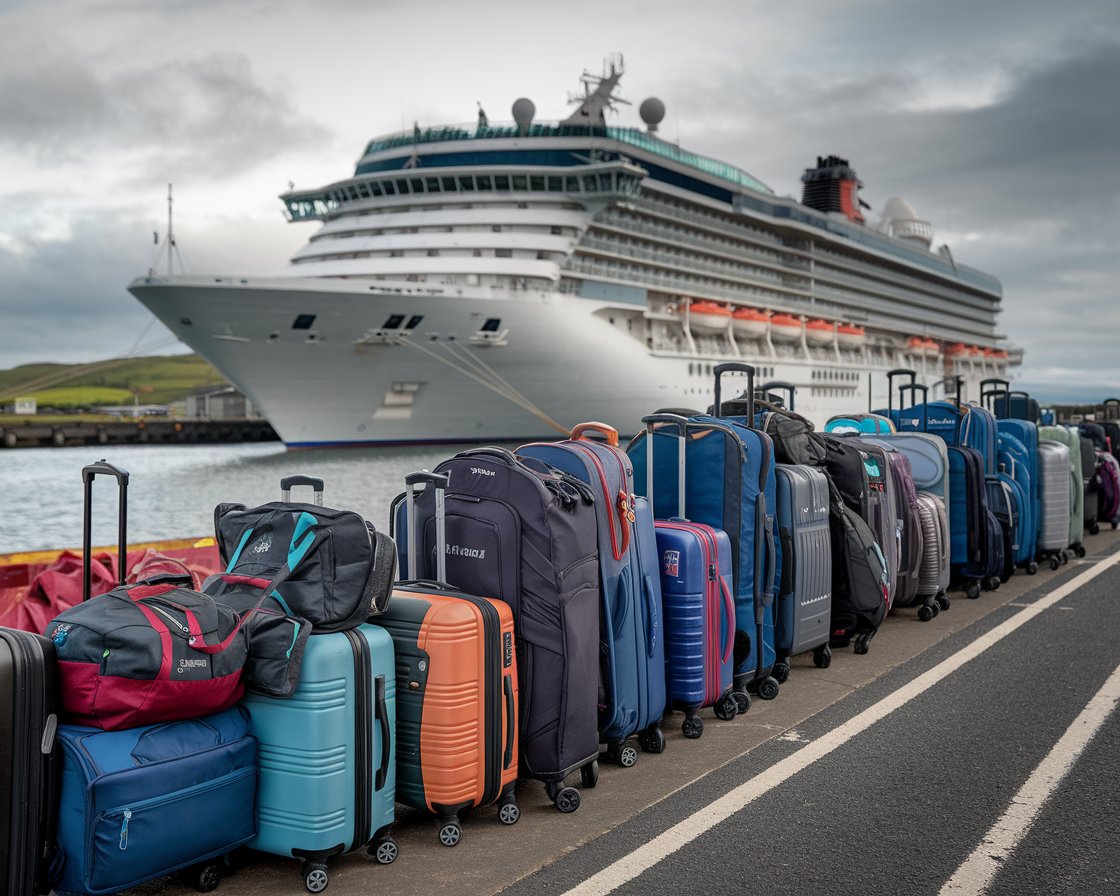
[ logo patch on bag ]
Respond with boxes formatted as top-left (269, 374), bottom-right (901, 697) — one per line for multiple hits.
top-left (251, 535), bottom-right (273, 554)
top-left (447, 544), bottom-right (486, 559)
top-left (662, 550), bottom-right (680, 577)
top-left (503, 632), bottom-right (514, 668)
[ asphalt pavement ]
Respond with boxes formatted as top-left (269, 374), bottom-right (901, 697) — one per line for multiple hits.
top-left (126, 528), bottom-right (1120, 896)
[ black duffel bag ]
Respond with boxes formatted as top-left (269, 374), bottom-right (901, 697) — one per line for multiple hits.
top-left (214, 475), bottom-right (397, 633)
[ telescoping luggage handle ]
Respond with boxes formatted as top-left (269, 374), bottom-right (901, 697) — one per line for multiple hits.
top-left (886, 369), bottom-right (916, 414)
top-left (758, 381), bottom-right (796, 412)
top-left (979, 378), bottom-right (1011, 415)
top-left (641, 413), bottom-right (689, 519)
top-left (405, 471), bottom-right (449, 584)
top-left (280, 475), bottom-right (324, 505)
top-left (713, 362), bottom-right (756, 424)
top-left (82, 459), bottom-right (129, 601)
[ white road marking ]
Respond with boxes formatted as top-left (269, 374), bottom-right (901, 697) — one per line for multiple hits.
top-left (939, 659), bottom-right (1120, 895)
top-left (561, 550), bottom-right (1120, 896)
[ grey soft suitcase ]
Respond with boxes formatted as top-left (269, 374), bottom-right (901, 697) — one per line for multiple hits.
top-left (773, 464), bottom-right (832, 678)
top-left (915, 492), bottom-right (951, 613)
top-left (1037, 440), bottom-right (1072, 563)
top-left (850, 440), bottom-right (901, 610)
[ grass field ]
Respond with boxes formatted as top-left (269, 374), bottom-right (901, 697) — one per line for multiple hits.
top-left (0, 354), bottom-right (227, 407)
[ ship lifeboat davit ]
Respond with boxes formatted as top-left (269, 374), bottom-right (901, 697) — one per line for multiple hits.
top-left (769, 313), bottom-right (802, 343)
top-left (731, 307), bottom-right (770, 339)
top-left (836, 323), bottom-right (866, 349)
top-left (688, 301), bottom-right (731, 333)
top-left (806, 319), bottom-right (836, 346)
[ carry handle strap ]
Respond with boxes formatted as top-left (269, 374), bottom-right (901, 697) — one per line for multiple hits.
top-left (503, 675), bottom-right (516, 770)
top-left (375, 675), bottom-right (391, 791)
top-left (719, 575), bottom-right (736, 666)
top-left (456, 446), bottom-right (518, 465)
top-left (642, 571), bottom-right (659, 658)
top-left (571, 421), bottom-right (619, 446)
top-left (82, 460), bottom-right (129, 600)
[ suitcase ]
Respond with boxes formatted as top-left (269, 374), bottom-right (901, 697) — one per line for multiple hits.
top-left (1039, 426), bottom-right (1086, 557)
top-left (52, 707), bottom-right (257, 896)
top-left (824, 413), bottom-right (896, 434)
top-left (639, 413), bottom-right (740, 734)
top-left (1078, 435), bottom-right (1101, 535)
top-left (518, 423), bottom-right (668, 763)
top-left (396, 446), bottom-right (600, 811)
top-left (915, 493), bottom-right (951, 607)
top-left (1037, 440), bottom-right (1073, 568)
top-left (0, 628), bottom-right (59, 896)
top-left (874, 444), bottom-right (929, 616)
top-left (240, 624), bottom-right (398, 889)
top-left (847, 439), bottom-right (902, 611)
top-left (1097, 451), bottom-right (1120, 526)
top-left (773, 464), bottom-right (832, 676)
top-left (375, 471), bottom-right (520, 845)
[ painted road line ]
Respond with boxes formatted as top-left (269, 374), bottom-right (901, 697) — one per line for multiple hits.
top-left (939, 658), bottom-right (1120, 895)
top-left (560, 549), bottom-right (1120, 896)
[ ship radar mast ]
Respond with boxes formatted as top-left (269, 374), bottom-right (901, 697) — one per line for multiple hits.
top-left (149, 183), bottom-right (184, 276)
top-left (564, 53), bottom-right (630, 128)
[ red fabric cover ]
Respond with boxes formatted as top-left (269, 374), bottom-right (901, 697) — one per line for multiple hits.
top-left (0, 552), bottom-right (117, 634)
top-left (57, 660), bottom-right (245, 731)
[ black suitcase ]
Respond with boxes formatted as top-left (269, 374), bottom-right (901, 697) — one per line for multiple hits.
top-left (400, 446), bottom-right (601, 811)
top-left (0, 628), bottom-right (60, 896)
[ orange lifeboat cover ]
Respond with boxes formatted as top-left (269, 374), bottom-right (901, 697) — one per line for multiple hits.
top-left (837, 324), bottom-right (865, 336)
top-left (770, 314), bottom-right (801, 328)
top-left (732, 307), bottom-right (769, 322)
top-left (690, 301), bottom-right (730, 316)
top-left (807, 319), bottom-right (834, 331)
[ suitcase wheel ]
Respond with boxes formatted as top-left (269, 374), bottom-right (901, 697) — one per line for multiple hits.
top-left (966, 582), bottom-right (981, 599)
top-left (638, 725), bottom-right (666, 754)
top-left (553, 786), bottom-right (581, 813)
top-left (438, 818), bottom-right (462, 847)
top-left (1025, 561), bottom-right (1039, 575)
top-left (713, 694), bottom-right (737, 721)
top-left (1090, 523), bottom-right (1100, 536)
top-left (853, 632), bottom-right (873, 655)
top-left (498, 799), bottom-right (520, 825)
top-left (682, 715), bottom-right (704, 739)
top-left (812, 644), bottom-right (832, 669)
top-left (918, 604), bottom-right (935, 622)
top-left (756, 677), bottom-right (780, 701)
top-left (302, 862), bottom-right (330, 893)
top-left (935, 594), bottom-right (951, 611)
top-left (369, 836), bottom-right (398, 864)
top-left (1075, 544), bottom-right (1087, 558)
top-left (732, 690), bottom-right (751, 714)
top-left (1049, 556), bottom-right (1060, 571)
top-left (772, 662), bottom-right (791, 685)
top-left (580, 759), bottom-right (599, 788)
top-left (607, 743), bottom-right (638, 767)
top-left (177, 860), bottom-right (224, 893)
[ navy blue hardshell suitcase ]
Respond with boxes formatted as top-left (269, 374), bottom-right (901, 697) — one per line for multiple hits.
top-left (634, 414), bottom-right (738, 734)
top-left (518, 422), bottom-right (668, 763)
top-left (52, 707), bottom-right (257, 896)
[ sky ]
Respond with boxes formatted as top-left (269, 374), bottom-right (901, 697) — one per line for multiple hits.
top-left (0, 0), bottom-right (1118, 402)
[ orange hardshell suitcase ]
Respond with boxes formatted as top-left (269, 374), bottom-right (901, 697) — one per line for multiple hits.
top-left (376, 471), bottom-right (519, 847)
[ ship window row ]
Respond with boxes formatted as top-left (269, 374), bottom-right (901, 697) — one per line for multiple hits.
top-left (811, 369), bottom-right (859, 382)
top-left (293, 248), bottom-right (559, 264)
top-left (582, 233), bottom-right (787, 287)
top-left (813, 254), bottom-right (998, 314)
top-left (289, 170), bottom-right (640, 219)
top-left (811, 387), bottom-right (855, 398)
top-left (565, 256), bottom-right (790, 307)
top-left (688, 363), bottom-right (774, 378)
top-left (314, 223), bottom-right (574, 242)
top-left (637, 194), bottom-right (787, 252)
top-left (814, 262), bottom-right (997, 320)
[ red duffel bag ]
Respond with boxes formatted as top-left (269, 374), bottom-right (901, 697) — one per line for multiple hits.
top-left (44, 581), bottom-right (249, 730)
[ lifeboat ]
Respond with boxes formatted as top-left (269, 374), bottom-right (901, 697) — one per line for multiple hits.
top-left (805, 319), bottom-right (836, 346)
top-left (992, 348), bottom-right (1009, 360)
top-left (836, 324), bottom-right (866, 349)
top-left (908, 337), bottom-right (940, 357)
top-left (945, 342), bottom-right (970, 358)
top-left (731, 307), bottom-right (770, 339)
top-left (688, 301), bottom-right (731, 333)
top-left (969, 345), bottom-right (984, 358)
top-left (769, 313), bottom-right (802, 343)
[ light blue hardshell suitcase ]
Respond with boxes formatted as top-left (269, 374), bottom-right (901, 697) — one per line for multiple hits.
top-left (52, 707), bottom-right (257, 896)
top-left (240, 624), bottom-right (397, 891)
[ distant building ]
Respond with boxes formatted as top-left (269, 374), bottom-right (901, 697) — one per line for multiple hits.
top-left (14, 397), bottom-right (36, 415)
top-left (176, 386), bottom-right (262, 420)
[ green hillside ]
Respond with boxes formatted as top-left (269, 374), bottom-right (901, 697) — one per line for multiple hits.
top-left (0, 354), bottom-right (228, 407)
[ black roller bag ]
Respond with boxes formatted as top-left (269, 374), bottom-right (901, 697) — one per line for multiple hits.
top-left (0, 628), bottom-right (59, 896)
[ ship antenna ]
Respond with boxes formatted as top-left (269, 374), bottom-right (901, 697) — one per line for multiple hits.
top-left (149, 183), bottom-right (185, 277)
top-left (563, 53), bottom-right (630, 128)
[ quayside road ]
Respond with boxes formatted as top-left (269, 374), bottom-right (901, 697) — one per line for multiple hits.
top-left (126, 528), bottom-right (1120, 896)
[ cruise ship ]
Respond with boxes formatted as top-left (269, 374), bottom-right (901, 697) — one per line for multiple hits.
top-left (129, 57), bottom-right (1017, 446)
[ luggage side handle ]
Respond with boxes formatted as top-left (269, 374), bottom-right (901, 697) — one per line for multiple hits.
top-left (642, 572), bottom-right (659, 658)
top-left (82, 459), bottom-right (129, 600)
top-left (375, 674), bottom-right (391, 791)
top-left (571, 422), bottom-right (619, 446)
top-left (718, 575), bottom-right (736, 665)
top-left (503, 675), bottom-right (515, 771)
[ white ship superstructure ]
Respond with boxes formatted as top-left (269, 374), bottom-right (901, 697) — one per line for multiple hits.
top-left (130, 57), bottom-right (1017, 446)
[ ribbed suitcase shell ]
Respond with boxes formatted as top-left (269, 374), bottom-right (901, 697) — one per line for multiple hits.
top-left (376, 589), bottom-right (518, 838)
top-left (1040, 426), bottom-right (1084, 546)
top-left (53, 708), bottom-right (257, 896)
top-left (915, 493), bottom-right (950, 598)
top-left (773, 465), bottom-right (831, 664)
top-left (1037, 441), bottom-right (1072, 552)
top-left (241, 624), bottom-right (397, 879)
top-left (0, 628), bottom-right (58, 896)
top-left (655, 521), bottom-right (736, 728)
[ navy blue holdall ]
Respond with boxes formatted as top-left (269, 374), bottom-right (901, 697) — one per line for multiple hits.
top-left (51, 706), bottom-right (257, 895)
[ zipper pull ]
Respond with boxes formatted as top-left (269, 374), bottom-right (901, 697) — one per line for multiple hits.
top-left (119, 809), bottom-right (132, 850)
top-left (708, 563), bottom-right (717, 582)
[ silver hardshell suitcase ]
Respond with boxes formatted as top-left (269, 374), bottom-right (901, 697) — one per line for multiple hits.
top-left (773, 464), bottom-right (832, 677)
top-left (915, 492), bottom-right (950, 612)
top-left (1037, 441), bottom-right (1072, 557)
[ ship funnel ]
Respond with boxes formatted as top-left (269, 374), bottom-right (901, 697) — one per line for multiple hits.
top-left (801, 155), bottom-right (865, 225)
top-left (512, 97), bottom-right (535, 135)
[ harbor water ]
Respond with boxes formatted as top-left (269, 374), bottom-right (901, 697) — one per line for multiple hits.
top-left (0, 443), bottom-right (490, 553)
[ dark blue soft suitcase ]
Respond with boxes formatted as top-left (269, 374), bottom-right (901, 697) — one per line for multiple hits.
top-left (240, 623), bottom-right (397, 891)
top-left (52, 706), bottom-right (257, 896)
top-left (773, 464), bottom-right (833, 677)
top-left (519, 422), bottom-right (668, 763)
